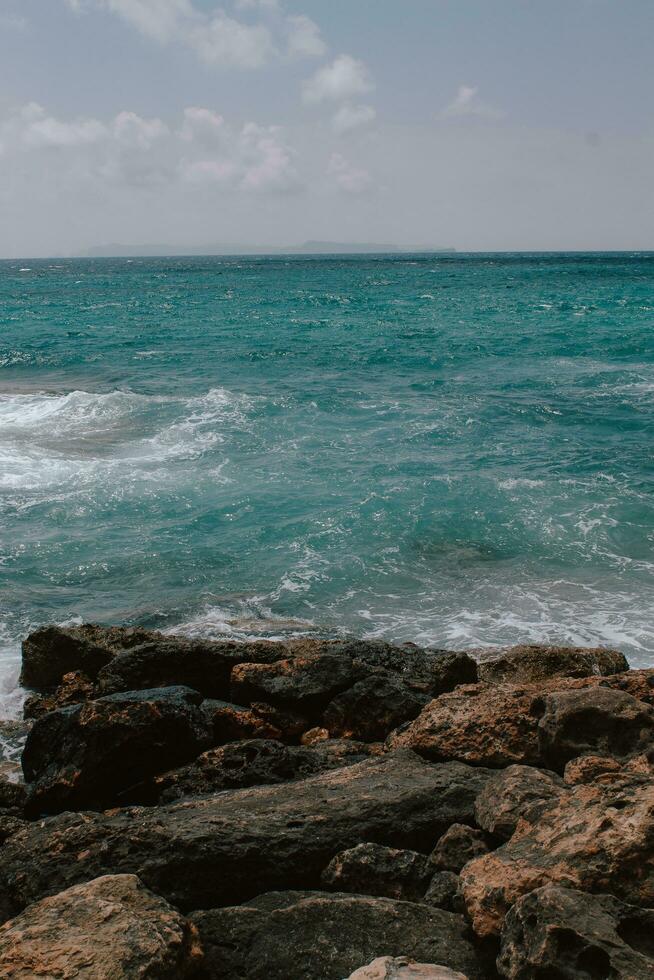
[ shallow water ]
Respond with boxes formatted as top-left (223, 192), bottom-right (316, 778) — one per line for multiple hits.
top-left (1, 252), bottom-right (653, 717)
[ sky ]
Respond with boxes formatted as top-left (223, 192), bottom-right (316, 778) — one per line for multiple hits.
top-left (0, 0), bottom-right (653, 256)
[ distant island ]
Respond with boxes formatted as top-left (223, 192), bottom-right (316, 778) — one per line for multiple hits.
top-left (80, 241), bottom-right (456, 258)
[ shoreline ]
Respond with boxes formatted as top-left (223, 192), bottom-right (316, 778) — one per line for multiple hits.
top-left (0, 623), bottom-right (652, 976)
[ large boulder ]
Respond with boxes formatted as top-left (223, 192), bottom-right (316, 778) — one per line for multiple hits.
top-left (460, 774), bottom-right (654, 939)
top-left (348, 960), bottom-right (467, 980)
top-left (477, 644), bottom-right (628, 685)
top-left (324, 674), bottom-right (429, 741)
top-left (23, 670), bottom-right (95, 720)
top-left (0, 751), bottom-right (491, 918)
top-left (190, 891), bottom-right (485, 979)
top-left (474, 765), bottom-right (565, 841)
top-left (23, 686), bottom-right (212, 815)
top-left (0, 874), bottom-right (202, 979)
top-left (429, 824), bottom-right (489, 873)
top-left (321, 843), bottom-right (432, 902)
top-left (537, 686), bottom-right (654, 769)
top-left (497, 884), bottom-right (654, 979)
top-left (230, 651), bottom-right (365, 714)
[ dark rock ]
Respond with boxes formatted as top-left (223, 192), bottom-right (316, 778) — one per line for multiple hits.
top-left (423, 871), bottom-right (463, 913)
top-left (474, 765), bottom-right (565, 841)
top-left (190, 891), bottom-right (486, 979)
top-left (0, 874), bottom-right (202, 978)
top-left (145, 738), bottom-right (376, 805)
top-left (321, 843), bottom-right (432, 902)
top-left (97, 638), bottom-right (281, 700)
top-left (0, 752), bottom-right (491, 918)
top-left (23, 671), bottom-right (94, 720)
top-left (201, 699), bottom-right (288, 743)
top-left (23, 686), bottom-right (211, 815)
top-left (0, 814), bottom-right (26, 844)
top-left (477, 644), bottom-right (628, 685)
top-left (461, 773), bottom-right (654, 938)
top-left (497, 884), bottom-right (654, 979)
top-left (230, 651), bottom-right (365, 714)
top-left (20, 624), bottom-right (161, 690)
top-left (324, 674), bottom-right (429, 742)
top-left (537, 686), bottom-right (654, 770)
top-left (0, 780), bottom-right (26, 812)
top-left (429, 824), bottom-right (489, 873)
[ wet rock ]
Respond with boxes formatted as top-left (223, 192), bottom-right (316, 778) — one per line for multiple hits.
top-left (537, 686), bottom-right (654, 770)
top-left (230, 651), bottom-right (365, 714)
top-left (388, 683), bottom-right (547, 767)
top-left (423, 872), bottom-right (463, 913)
top-left (429, 824), bottom-right (489, 873)
top-left (146, 738), bottom-right (376, 805)
top-left (324, 674), bottom-right (429, 741)
top-left (23, 686), bottom-right (212, 815)
top-left (461, 774), bottom-right (654, 938)
top-left (23, 671), bottom-right (95, 720)
top-left (341, 646), bottom-right (477, 697)
top-left (477, 644), bottom-right (628, 685)
top-left (0, 752), bottom-right (491, 918)
top-left (0, 874), bottom-right (202, 978)
top-left (0, 779), bottom-right (26, 812)
top-left (97, 638), bottom-right (281, 700)
top-left (190, 891), bottom-right (485, 979)
top-left (321, 843), bottom-right (432, 902)
top-left (348, 959), bottom-right (468, 980)
top-left (474, 765), bottom-right (565, 841)
top-left (21, 624), bottom-right (161, 690)
top-left (497, 884), bottom-right (654, 979)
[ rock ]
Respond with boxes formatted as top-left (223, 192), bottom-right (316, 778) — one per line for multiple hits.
top-left (0, 779), bottom-right (26, 812)
top-left (146, 738), bottom-right (376, 805)
top-left (537, 686), bottom-right (654, 770)
top-left (477, 644), bottom-right (628, 685)
top-left (301, 726), bottom-right (330, 744)
top-left (20, 624), bottom-right (161, 690)
top-left (460, 773), bottom-right (654, 938)
top-left (0, 814), bottom-right (26, 843)
top-left (321, 843), bottom-right (432, 902)
top-left (324, 674), bottom-right (429, 741)
top-left (388, 682), bottom-right (547, 767)
top-left (341, 646), bottom-right (478, 697)
top-left (201, 699), bottom-right (288, 743)
top-left (190, 891), bottom-right (485, 979)
top-left (423, 872), bottom-right (463, 912)
top-left (497, 884), bottom-right (654, 979)
top-left (564, 753), bottom-right (652, 785)
top-left (23, 686), bottom-right (212, 815)
top-left (429, 824), bottom-right (489, 873)
top-left (230, 651), bottom-right (364, 714)
top-left (0, 874), bottom-right (202, 978)
top-left (348, 958), bottom-right (468, 980)
top-left (474, 765), bottom-right (565, 841)
top-left (96, 638), bottom-right (281, 700)
top-left (0, 752), bottom-right (491, 918)
top-left (23, 671), bottom-right (95, 720)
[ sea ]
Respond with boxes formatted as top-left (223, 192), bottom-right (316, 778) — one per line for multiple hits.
top-left (1, 251), bottom-right (653, 733)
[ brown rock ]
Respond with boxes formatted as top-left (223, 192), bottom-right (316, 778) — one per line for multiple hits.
top-left (0, 874), bottom-right (202, 978)
top-left (301, 726), bottom-right (330, 745)
top-left (191, 891), bottom-right (485, 979)
top-left (0, 752), bottom-right (491, 918)
top-left (23, 671), bottom-right (95, 720)
top-left (230, 652), bottom-right (364, 714)
top-left (321, 843), bottom-right (432, 901)
top-left (201, 699), bottom-right (286, 743)
top-left (476, 644), bottom-right (628, 685)
top-left (564, 753), bottom-right (652, 785)
top-left (474, 765), bottom-right (565, 841)
top-left (429, 824), bottom-right (489, 873)
top-left (497, 884), bottom-right (654, 979)
top-left (347, 957), bottom-right (468, 979)
top-left (460, 773), bottom-right (654, 938)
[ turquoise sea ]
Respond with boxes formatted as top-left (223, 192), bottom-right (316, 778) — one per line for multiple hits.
top-left (1, 252), bottom-right (653, 721)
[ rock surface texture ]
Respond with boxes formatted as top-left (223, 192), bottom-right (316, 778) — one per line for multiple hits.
top-left (8, 624), bottom-right (653, 978)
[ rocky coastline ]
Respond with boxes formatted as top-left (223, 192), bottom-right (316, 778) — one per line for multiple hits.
top-left (0, 625), bottom-right (652, 977)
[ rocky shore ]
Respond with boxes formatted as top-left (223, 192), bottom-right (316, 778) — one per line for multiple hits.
top-left (0, 625), bottom-right (652, 978)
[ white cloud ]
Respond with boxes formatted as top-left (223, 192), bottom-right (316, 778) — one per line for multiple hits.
top-left (0, 102), bottom-right (299, 193)
top-left (332, 103), bottom-right (376, 133)
top-left (328, 152), bottom-right (372, 194)
top-left (65, 0), bottom-right (325, 69)
top-left (303, 55), bottom-right (374, 104)
top-left (441, 85), bottom-right (504, 121)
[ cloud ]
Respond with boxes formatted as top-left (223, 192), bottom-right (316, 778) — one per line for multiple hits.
top-left (64, 0), bottom-right (325, 69)
top-left (0, 102), bottom-right (299, 193)
top-left (332, 103), bottom-right (376, 133)
top-left (303, 55), bottom-right (374, 104)
top-left (328, 152), bottom-right (372, 194)
top-left (441, 85), bottom-right (504, 120)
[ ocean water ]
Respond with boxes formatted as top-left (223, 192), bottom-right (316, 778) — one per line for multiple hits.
top-left (1, 252), bottom-right (653, 720)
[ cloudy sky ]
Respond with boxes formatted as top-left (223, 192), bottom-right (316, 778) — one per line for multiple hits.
top-left (1, 0), bottom-right (653, 256)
